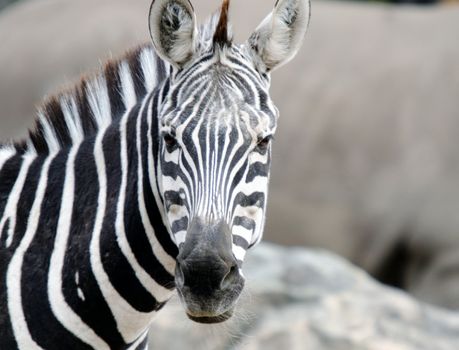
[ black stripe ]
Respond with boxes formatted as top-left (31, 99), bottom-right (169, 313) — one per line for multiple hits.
top-left (1, 156), bottom-right (43, 250)
top-left (171, 217), bottom-right (188, 233)
top-left (0, 155), bottom-right (21, 221)
top-left (227, 157), bottom-right (250, 202)
top-left (99, 117), bottom-right (159, 312)
top-left (124, 108), bottom-right (175, 289)
top-left (22, 152), bottom-right (92, 349)
top-left (105, 60), bottom-right (126, 120)
top-left (78, 79), bottom-right (98, 136)
top-left (29, 121), bottom-right (50, 154)
top-left (43, 97), bottom-right (71, 148)
top-left (232, 216), bottom-right (255, 231)
top-left (155, 57), bottom-right (170, 84)
top-left (246, 161), bottom-right (269, 183)
top-left (128, 48), bottom-right (147, 100)
top-left (231, 192), bottom-right (265, 215)
top-left (142, 96), bottom-right (179, 260)
top-left (100, 220), bottom-right (160, 312)
top-left (0, 157), bottom-right (40, 349)
top-left (230, 72), bottom-right (255, 105)
top-left (0, 219), bottom-right (9, 246)
top-left (62, 139), bottom-right (125, 346)
top-left (233, 234), bottom-right (249, 250)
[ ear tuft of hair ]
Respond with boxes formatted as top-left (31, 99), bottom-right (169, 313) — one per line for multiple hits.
top-left (213, 0), bottom-right (231, 47)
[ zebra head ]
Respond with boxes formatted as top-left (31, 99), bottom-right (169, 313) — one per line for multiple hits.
top-left (149, 0), bottom-right (309, 323)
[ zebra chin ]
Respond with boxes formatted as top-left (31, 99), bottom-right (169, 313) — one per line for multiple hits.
top-left (176, 281), bottom-right (244, 324)
top-left (174, 217), bottom-right (246, 324)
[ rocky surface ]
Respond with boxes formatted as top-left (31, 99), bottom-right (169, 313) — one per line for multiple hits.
top-left (149, 243), bottom-right (459, 349)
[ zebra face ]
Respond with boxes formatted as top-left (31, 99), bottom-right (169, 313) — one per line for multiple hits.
top-left (158, 55), bottom-right (276, 322)
top-left (149, 0), bottom-right (310, 323)
top-left (160, 58), bottom-right (276, 258)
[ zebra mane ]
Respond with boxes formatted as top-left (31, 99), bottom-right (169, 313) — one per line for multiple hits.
top-left (213, 0), bottom-right (231, 47)
top-left (12, 44), bottom-right (168, 155)
top-left (6, 10), bottom-right (231, 156)
top-left (198, 6), bottom-right (233, 52)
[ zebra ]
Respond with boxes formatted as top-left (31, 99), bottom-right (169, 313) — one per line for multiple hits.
top-left (0, 0), bottom-right (310, 348)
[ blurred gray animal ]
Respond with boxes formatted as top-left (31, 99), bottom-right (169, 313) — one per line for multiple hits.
top-left (267, 1), bottom-right (459, 310)
top-left (1, 0), bottom-right (459, 309)
top-left (0, 0), bottom-right (18, 11)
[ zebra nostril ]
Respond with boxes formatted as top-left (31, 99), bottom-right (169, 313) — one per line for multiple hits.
top-left (221, 264), bottom-right (239, 290)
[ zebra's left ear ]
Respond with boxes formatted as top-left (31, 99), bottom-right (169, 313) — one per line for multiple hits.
top-left (149, 0), bottom-right (197, 68)
top-left (247, 0), bottom-right (310, 73)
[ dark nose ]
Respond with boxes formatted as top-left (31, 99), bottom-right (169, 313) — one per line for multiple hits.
top-left (175, 218), bottom-right (240, 296)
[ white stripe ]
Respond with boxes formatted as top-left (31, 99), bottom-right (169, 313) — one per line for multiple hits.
top-left (7, 153), bottom-right (56, 350)
top-left (226, 63), bottom-right (263, 109)
top-left (116, 106), bottom-right (171, 300)
top-left (90, 128), bottom-right (157, 344)
top-left (48, 144), bottom-right (110, 350)
top-left (238, 176), bottom-right (269, 196)
top-left (163, 148), bottom-right (180, 163)
top-left (26, 139), bottom-right (37, 155)
top-left (119, 61), bottom-right (137, 109)
top-left (39, 113), bottom-right (60, 153)
top-left (176, 74), bottom-right (208, 107)
top-left (232, 225), bottom-right (252, 243)
top-left (210, 115), bottom-right (220, 215)
top-left (0, 154), bottom-right (35, 247)
top-left (174, 230), bottom-right (187, 246)
top-left (203, 99), bottom-right (214, 217)
top-left (126, 330), bottom-right (149, 350)
top-left (223, 118), bottom-right (246, 218)
top-left (174, 62), bottom-right (210, 102)
top-left (0, 147), bottom-right (15, 172)
top-left (87, 76), bottom-right (111, 129)
top-left (146, 99), bottom-right (170, 235)
top-left (249, 151), bottom-right (269, 164)
top-left (136, 100), bottom-right (176, 275)
top-left (60, 96), bottom-right (84, 143)
top-left (232, 244), bottom-right (247, 261)
top-left (191, 112), bottom-right (207, 216)
top-left (140, 48), bottom-right (157, 93)
top-left (215, 115), bottom-right (232, 214)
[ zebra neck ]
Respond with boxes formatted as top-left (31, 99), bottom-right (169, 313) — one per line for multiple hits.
top-left (0, 47), bottom-right (180, 348)
top-left (79, 91), bottom-right (177, 343)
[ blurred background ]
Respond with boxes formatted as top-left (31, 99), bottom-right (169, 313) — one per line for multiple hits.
top-left (1, 0), bottom-right (459, 347)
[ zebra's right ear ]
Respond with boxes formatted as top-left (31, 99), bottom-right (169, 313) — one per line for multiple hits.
top-left (149, 0), bottom-right (197, 68)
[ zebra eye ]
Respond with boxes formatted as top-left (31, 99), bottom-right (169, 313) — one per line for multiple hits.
top-left (163, 133), bottom-right (177, 149)
top-left (256, 136), bottom-right (272, 151)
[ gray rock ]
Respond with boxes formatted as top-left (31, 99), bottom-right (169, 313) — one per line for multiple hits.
top-left (148, 243), bottom-right (459, 350)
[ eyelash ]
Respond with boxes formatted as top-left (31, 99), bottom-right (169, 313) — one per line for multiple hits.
top-left (163, 132), bottom-right (177, 150)
top-left (256, 135), bottom-right (273, 150)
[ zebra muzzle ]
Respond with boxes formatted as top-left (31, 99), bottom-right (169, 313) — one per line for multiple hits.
top-left (175, 217), bottom-right (245, 323)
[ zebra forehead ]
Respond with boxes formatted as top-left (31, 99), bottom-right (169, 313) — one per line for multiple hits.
top-left (166, 99), bottom-right (276, 135)
top-left (163, 62), bottom-right (277, 129)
